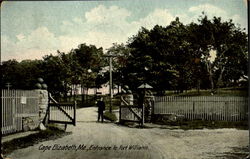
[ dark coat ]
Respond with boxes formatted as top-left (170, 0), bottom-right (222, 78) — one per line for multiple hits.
top-left (97, 101), bottom-right (105, 112)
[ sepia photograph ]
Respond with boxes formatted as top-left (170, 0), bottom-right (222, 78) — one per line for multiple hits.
top-left (1, 0), bottom-right (249, 158)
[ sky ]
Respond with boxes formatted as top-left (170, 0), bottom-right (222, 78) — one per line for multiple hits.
top-left (1, 0), bottom-right (247, 61)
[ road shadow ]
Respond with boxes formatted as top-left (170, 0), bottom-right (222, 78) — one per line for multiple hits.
top-left (77, 120), bottom-right (112, 124)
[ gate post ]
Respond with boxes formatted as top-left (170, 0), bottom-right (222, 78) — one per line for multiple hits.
top-left (151, 99), bottom-right (155, 122)
top-left (142, 104), bottom-right (144, 126)
top-left (73, 101), bottom-right (76, 126)
top-left (119, 104), bottom-right (121, 123)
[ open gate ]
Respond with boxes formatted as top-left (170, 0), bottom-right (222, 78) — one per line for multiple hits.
top-left (119, 94), bottom-right (144, 125)
top-left (120, 105), bottom-right (143, 125)
top-left (46, 94), bottom-right (76, 128)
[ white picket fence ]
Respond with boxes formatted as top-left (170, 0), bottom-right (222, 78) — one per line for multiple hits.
top-left (1, 89), bottom-right (39, 135)
top-left (154, 96), bottom-right (248, 121)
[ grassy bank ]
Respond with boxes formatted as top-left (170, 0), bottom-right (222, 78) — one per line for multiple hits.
top-left (2, 125), bottom-right (71, 155)
top-left (165, 87), bottom-right (248, 97)
top-left (103, 111), bottom-right (117, 122)
top-left (153, 119), bottom-right (248, 130)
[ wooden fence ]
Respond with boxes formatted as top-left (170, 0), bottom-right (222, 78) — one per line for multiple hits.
top-left (1, 89), bottom-right (39, 135)
top-left (154, 96), bottom-right (248, 121)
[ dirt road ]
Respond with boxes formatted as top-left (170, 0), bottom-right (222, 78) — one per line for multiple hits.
top-left (7, 107), bottom-right (248, 159)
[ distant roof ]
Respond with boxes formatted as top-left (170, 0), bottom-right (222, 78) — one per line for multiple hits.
top-left (138, 83), bottom-right (153, 89)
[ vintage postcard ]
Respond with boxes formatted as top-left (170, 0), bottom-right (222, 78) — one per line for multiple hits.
top-left (1, 0), bottom-right (249, 159)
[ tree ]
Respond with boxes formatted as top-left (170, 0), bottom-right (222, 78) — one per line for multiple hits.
top-left (189, 14), bottom-right (248, 92)
top-left (106, 43), bottom-right (130, 93)
top-left (41, 54), bottom-right (66, 98)
top-left (1, 59), bottom-right (43, 90)
top-left (2, 14), bottom-right (246, 97)
top-left (125, 19), bottom-right (193, 94)
top-left (124, 15), bottom-right (247, 94)
top-left (73, 43), bottom-right (105, 101)
top-left (2, 59), bottom-right (22, 89)
top-left (19, 59), bottom-right (44, 89)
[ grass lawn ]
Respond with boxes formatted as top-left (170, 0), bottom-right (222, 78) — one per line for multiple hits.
top-left (165, 87), bottom-right (248, 97)
top-left (152, 118), bottom-right (248, 130)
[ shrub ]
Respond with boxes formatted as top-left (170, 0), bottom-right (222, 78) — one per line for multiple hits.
top-left (103, 112), bottom-right (117, 122)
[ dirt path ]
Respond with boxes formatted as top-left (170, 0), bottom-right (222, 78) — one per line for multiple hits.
top-left (7, 107), bottom-right (248, 159)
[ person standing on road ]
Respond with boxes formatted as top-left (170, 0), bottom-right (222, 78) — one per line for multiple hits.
top-left (97, 97), bottom-right (105, 122)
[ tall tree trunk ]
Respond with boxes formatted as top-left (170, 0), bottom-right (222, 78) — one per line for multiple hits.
top-left (73, 84), bottom-right (76, 101)
top-left (216, 66), bottom-right (225, 89)
top-left (81, 84), bottom-right (85, 103)
top-left (206, 61), bottom-right (214, 93)
top-left (118, 84), bottom-right (120, 94)
top-left (86, 88), bottom-right (89, 102)
top-left (64, 82), bottom-right (67, 102)
top-left (197, 79), bottom-right (200, 93)
top-left (70, 85), bottom-right (73, 97)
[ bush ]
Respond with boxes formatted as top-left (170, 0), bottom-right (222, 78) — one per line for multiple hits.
top-left (103, 112), bottom-right (117, 122)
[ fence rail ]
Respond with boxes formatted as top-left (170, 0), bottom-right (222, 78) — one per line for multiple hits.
top-left (154, 96), bottom-right (248, 121)
top-left (1, 89), bottom-right (39, 135)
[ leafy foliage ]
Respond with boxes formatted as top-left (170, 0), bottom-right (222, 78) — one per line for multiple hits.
top-left (1, 14), bottom-right (247, 97)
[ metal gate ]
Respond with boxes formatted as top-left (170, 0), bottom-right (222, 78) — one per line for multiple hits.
top-left (1, 89), bottom-right (39, 135)
top-left (47, 95), bottom-right (76, 126)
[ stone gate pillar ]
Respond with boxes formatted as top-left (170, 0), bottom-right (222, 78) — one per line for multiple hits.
top-left (144, 91), bottom-right (154, 122)
top-left (36, 89), bottom-right (49, 123)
